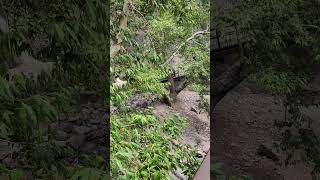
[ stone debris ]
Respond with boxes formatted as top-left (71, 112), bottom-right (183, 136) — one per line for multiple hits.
top-left (257, 144), bottom-right (280, 162)
top-left (113, 77), bottom-right (127, 89)
top-left (52, 94), bottom-right (107, 162)
top-left (126, 93), bottom-right (158, 110)
top-left (6, 52), bottom-right (55, 82)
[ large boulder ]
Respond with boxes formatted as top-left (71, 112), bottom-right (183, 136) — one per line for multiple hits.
top-left (6, 52), bottom-right (55, 82)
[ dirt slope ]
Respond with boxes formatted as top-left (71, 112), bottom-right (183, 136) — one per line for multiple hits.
top-left (212, 80), bottom-right (314, 180)
top-left (153, 88), bottom-right (210, 179)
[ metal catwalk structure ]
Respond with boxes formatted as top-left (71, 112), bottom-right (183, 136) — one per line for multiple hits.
top-left (211, 0), bottom-right (240, 54)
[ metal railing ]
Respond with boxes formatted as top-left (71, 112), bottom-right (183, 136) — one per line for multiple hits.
top-left (211, 0), bottom-right (240, 52)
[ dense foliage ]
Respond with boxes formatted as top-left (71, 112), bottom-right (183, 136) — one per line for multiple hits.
top-left (219, 0), bottom-right (320, 177)
top-left (0, 0), bottom-right (108, 179)
top-left (111, 0), bottom-right (209, 179)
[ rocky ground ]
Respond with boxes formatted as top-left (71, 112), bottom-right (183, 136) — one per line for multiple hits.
top-left (51, 92), bottom-right (107, 163)
top-left (212, 79), bottom-right (318, 180)
top-left (0, 92), bottom-right (107, 169)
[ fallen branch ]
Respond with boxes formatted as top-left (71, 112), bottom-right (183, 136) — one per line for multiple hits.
top-left (162, 29), bottom-right (210, 67)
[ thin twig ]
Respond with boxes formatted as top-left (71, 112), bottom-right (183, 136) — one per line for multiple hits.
top-left (302, 24), bottom-right (320, 31)
top-left (161, 29), bottom-right (210, 67)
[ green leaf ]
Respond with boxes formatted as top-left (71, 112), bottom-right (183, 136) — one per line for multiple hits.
top-left (66, 25), bottom-right (81, 47)
top-left (55, 24), bottom-right (65, 42)
top-left (22, 103), bottom-right (37, 126)
top-left (9, 169), bottom-right (25, 180)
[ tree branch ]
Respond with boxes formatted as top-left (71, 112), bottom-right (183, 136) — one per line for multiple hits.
top-left (162, 29), bottom-right (210, 67)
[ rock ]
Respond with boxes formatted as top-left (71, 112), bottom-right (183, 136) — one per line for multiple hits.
top-left (171, 167), bottom-right (187, 180)
top-left (190, 107), bottom-right (198, 113)
top-left (111, 105), bottom-right (117, 113)
top-left (113, 77), bottom-right (127, 89)
top-left (257, 144), bottom-right (279, 162)
top-left (126, 94), bottom-right (149, 109)
top-left (6, 51), bottom-right (55, 82)
top-left (196, 151), bottom-right (205, 158)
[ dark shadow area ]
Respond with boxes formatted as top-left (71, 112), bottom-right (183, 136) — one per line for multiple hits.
top-left (211, 0), bottom-right (320, 179)
top-left (0, 0), bottom-right (109, 178)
